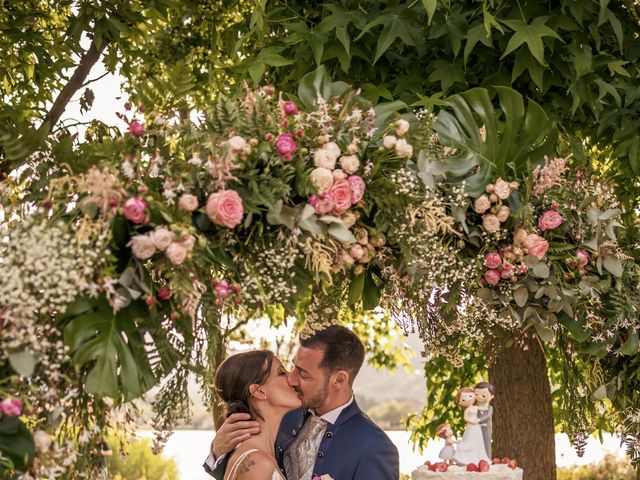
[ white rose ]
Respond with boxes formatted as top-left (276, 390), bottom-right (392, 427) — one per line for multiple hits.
top-left (395, 119), bottom-right (410, 137)
top-left (178, 194), bottom-right (199, 211)
top-left (227, 135), bottom-right (247, 152)
top-left (33, 430), bottom-right (52, 453)
top-left (314, 148), bottom-right (337, 170)
top-left (324, 141), bottom-right (341, 160)
top-left (394, 138), bottom-right (414, 158)
top-left (165, 241), bottom-right (189, 265)
top-left (482, 214), bottom-right (501, 233)
top-left (473, 195), bottom-right (491, 214)
top-left (339, 155), bottom-right (360, 174)
top-left (310, 167), bottom-right (335, 192)
top-left (149, 227), bottom-right (176, 251)
top-left (332, 169), bottom-right (348, 180)
top-left (383, 135), bottom-right (397, 149)
top-left (128, 235), bottom-right (156, 260)
top-left (494, 178), bottom-right (511, 200)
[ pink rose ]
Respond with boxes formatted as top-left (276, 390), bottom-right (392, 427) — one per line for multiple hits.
top-left (484, 252), bottom-right (502, 269)
top-left (276, 133), bottom-right (297, 161)
top-left (178, 194), bottom-right (199, 212)
top-left (149, 227), bottom-right (176, 251)
top-left (0, 398), bottom-right (23, 417)
top-left (347, 176), bottom-right (366, 204)
top-left (181, 235), bottom-right (197, 251)
top-left (330, 179), bottom-right (352, 213)
top-left (283, 101), bottom-right (299, 116)
top-left (128, 235), bottom-right (156, 260)
top-left (157, 287), bottom-right (172, 300)
top-left (166, 241), bottom-right (189, 265)
top-left (484, 269), bottom-right (501, 286)
top-left (308, 195), bottom-right (319, 207)
top-left (500, 263), bottom-right (515, 279)
top-left (206, 190), bottom-right (244, 228)
top-left (494, 178), bottom-right (511, 200)
top-left (538, 210), bottom-right (564, 231)
top-left (524, 234), bottom-right (549, 260)
top-left (129, 121), bottom-right (145, 137)
top-left (350, 244), bottom-right (365, 260)
top-left (576, 250), bottom-right (590, 268)
top-left (123, 197), bottom-right (148, 224)
top-left (314, 197), bottom-right (334, 215)
top-left (214, 279), bottom-right (231, 298)
top-left (482, 214), bottom-right (501, 233)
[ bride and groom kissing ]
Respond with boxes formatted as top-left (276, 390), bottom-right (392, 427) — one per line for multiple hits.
top-left (203, 325), bottom-right (400, 480)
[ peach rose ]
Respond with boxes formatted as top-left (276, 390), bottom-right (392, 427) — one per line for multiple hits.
top-left (332, 169), bottom-right (348, 180)
top-left (473, 195), bottom-right (491, 214)
top-left (394, 138), bottom-right (413, 158)
top-left (513, 229), bottom-right (528, 247)
top-left (166, 241), bottom-right (189, 265)
top-left (496, 206), bottom-right (510, 222)
top-left (206, 190), bottom-right (244, 228)
top-left (128, 235), bottom-right (156, 260)
top-left (383, 135), bottom-right (397, 149)
top-left (494, 178), bottom-right (511, 200)
top-left (178, 194), bottom-right (199, 212)
top-left (149, 227), bottom-right (176, 251)
top-left (395, 119), bottom-right (410, 137)
top-left (482, 214), bottom-right (501, 233)
top-left (227, 135), bottom-right (247, 152)
top-left (524, 234), bottom-right (549, 260)
top-left (339, 155), bottom-right (360, 174)
top-left (324, 142), bottom-right (341, 160)
top-left (330, 179), bottom-right (352, 213)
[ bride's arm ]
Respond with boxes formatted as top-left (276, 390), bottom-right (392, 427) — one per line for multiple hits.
top-left (464, 407), bottom-right (479, 424)
top-left (236, 452), bottom-right (280, 480)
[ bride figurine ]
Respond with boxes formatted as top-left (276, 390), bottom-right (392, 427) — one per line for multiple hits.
top-left (450, 387), bottom-right (491, 466)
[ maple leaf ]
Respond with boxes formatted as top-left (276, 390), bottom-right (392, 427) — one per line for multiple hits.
top-left (501, 17), bottom-right (563, 66)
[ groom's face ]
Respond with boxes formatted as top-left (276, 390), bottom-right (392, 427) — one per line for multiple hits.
top-left (474, 388), bottom-right (494, 404)
top-left (288, 346), bottom-right (331, 409)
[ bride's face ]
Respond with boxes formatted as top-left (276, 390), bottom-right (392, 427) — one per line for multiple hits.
top-left (458, 391), bottom-right (476, 408)
top-left (260, 357), bottom-right (303, 411)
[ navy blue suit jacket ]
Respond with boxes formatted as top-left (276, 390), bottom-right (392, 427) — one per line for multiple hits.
top-left (204, 399), bottom-right (399, 479)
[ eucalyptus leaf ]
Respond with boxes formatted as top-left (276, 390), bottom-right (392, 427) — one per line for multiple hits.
top-left (591, 384), bottom-right (607, 401)
top-left (532, 262), bottom-right (550, 278)
top-left (514, 286), bottom-right (528, 307)
top-left (8, 349), bottom-right (38, 377)
top-left (328, 222), bottom-right (356, 243)
top-left (535, 324), bottom-right (555, 343)
top-left (602, 256), bottom-right (623, 277)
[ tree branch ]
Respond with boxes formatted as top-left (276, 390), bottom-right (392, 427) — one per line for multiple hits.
top-left (40, 39), bottom-right (109, 133)
top-left (82, 70), bottom-right (110, 88)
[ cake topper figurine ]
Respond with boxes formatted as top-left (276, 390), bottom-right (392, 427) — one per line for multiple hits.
top-left (435, 423), bottom-right (457, 464)
top-left (450, 387), bottom-right (491, 466)
top-left (474, 381), bottom-right (495, 458)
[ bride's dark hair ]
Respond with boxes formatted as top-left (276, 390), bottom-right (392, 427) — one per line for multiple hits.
top-left (215, 350), bottom-right (274, 420)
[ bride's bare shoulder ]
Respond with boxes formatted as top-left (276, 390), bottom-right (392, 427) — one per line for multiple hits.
top-left (234, 450), bottom-right (279, 480)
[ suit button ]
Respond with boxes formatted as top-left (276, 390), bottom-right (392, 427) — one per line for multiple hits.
top-left (318, 451), bottom-right (324, 458)
top-left (278, 447), bottom-right (283, 454)
top-left (326, 432), bottom-right (333, 438)
top-left (292, 429), bottom-right (297, 436)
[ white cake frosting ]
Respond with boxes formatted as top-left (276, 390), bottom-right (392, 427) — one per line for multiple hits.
top-left (412, 464), bottom-right (523, 480)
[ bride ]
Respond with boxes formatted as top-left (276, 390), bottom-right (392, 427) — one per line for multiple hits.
top-left (450, 387), bottom-right (491, 466)
top-left (216, 350), bottom-right (302, 480)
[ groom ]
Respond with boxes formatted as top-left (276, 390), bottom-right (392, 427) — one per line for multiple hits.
top-left (203, 325), bottom-right (399, 479)
top-left (474, 381), bottom-right (495, 458)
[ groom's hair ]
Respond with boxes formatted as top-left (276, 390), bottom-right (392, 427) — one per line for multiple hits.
top-left (299, 325), bottom-right (365, 385)
top-left (474, 381), bottom-right (495, 395)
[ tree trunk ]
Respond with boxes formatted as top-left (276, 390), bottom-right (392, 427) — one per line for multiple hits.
top-left (489, 332), bottom-right (556, 480)
top-left (211, 330), bottom-right (228, 430)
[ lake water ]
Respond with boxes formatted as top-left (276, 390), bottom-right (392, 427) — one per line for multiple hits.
top-left (138, 430), bottom-right (629, 479)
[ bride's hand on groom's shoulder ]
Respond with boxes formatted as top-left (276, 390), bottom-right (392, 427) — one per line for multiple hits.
top-left (211, 413), bottom-right (261, 458)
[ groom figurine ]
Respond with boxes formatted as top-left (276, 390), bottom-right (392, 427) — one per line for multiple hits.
top-left (203, 325), bottom-right (399, 480)
top-left (473, 381), bottom-right (495, 458)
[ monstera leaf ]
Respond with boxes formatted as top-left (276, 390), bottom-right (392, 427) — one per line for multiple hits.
top-left (63, 297), bottom-right (156, 400)
top-left (434, 86), bottom-right (557, 196)
top-left (0, 415), bottom-right (35, 470)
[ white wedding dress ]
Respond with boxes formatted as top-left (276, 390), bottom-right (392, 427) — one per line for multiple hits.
top-left (451, 406), bottom-right (491, 466)
top-left (226, 449), bottom-right (285, 480)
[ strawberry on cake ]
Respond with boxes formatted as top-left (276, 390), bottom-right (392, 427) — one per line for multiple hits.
top-left (412, 458), bottom-right (523, 479)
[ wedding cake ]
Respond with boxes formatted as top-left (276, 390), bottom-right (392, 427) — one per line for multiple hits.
top-left (411, 382), bottom-right (524, 479)
top-left (412, 463), bottom-right (523, 480)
